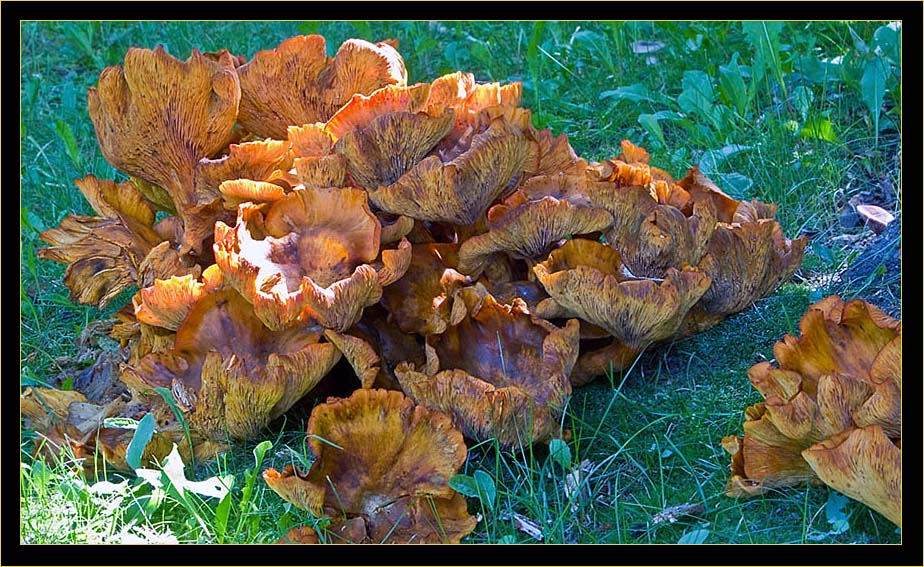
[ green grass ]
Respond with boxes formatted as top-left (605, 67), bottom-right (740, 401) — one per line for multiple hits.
top-left (20, 20), bottom-right (901, 545)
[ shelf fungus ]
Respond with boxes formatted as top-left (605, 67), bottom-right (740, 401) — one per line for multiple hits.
top-left (264, 389), bottom-right (476, 544)
top-left (88, 46), bottom-right (241, 256)
top-left (213, 186), bottom-right (411, 332)
top-left (127, 286), bottom-right (341, 441)
top-left (236, 35), bottom-right (407, 139)
top-left (533, 239), bottom-right (711, 352)
top-left (722, 296), bottom-right (902, 528)
top-left (395, 286), bottom-right (579, 447)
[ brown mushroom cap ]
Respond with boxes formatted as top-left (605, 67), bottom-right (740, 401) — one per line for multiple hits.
top-left (692, 220), bottom-right (807, 321)
top-left (367, 118), bottom-right (539, 225)
top-left (380, 243), bottom-right (469, 336)
top-left (601, 185), bottom-right (717, 278)
top-left (533, 239), bottom-right (711, 350)
top-left (723, 296), bottom-right (902, 525)
top-left (457, 195), bottom-right (614, 276)
top-left (263, 388), bottom-right (476, 543)
top-left (237, 35), bottom-right (406, 139)
top-left (88, 46), bottom-right (241, 255)
top-left (396, 287), bottom-right (578, 447)
top-left (335, 111), bottom-right (454, 189)
top-left (130, 288), bottom-right (341, 440)
top-left (213, 187), bottom-right (383, 331)
top-left (802, 426), bottom-right (902, 528)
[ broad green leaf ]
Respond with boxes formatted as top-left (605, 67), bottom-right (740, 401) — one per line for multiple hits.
top-left (678, 528), bottom-right (710, 544)
top-left (742, 21), bottom-right (785, 96)
top-left (215, 490), bottom-right (233, 542)
top-left (793, 54), bottom-right (842, 85)
top-left (799, 116), bottom-right (841, 144)
top-left (698, 144), bottom-right (752, 176)
top-left (473, 470), bottom-right (496, 511)
top-left (498, 534), bottom-right (517, 544)
top-left (600, 84), bottom-right (672, 107)
top-left (548, 438), bottom-right (573, 470)
top-left (126, 412), bottom-right (156, 470)
top-left (677, 71), bottom-right (720, 130)
top-left (847, 25), bottom-right (870, 55)
top-left (713, 173), bottom-right (753, 199)
top-left (825, 491), bottom-right (851, 535)
top-left (811, 241), bottom-right (835, 265)
top-left (638, 114), bottom-right (666, 147)
top-left (718, 52), bottom-right (749, 116)
top-left (253, 439), bottom-right (272, 465)
top-left (873, 22), bottom-right (900, 64)
top-left (449, 474), bottom-right (480, 499)
top-left (861, 57), bottom-right (888, 143)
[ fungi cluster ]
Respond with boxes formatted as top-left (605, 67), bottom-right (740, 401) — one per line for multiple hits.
top-left (25, 34), bottom-right (829, 542)
top-left (722, 296), bottom-right (902, 528)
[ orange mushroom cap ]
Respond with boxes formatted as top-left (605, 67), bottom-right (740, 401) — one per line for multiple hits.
top-left (127, 288), bottom-right (341, 440)
top-left (395, 286), bottom-right (579, 447)
top-left (533, 238), bottom-right (712, 350)
top-left (692, 220), bottom-right (807, 321)
top-left (368, 118), bottom-right (539, 225)
top-left (237, 35), bottom-right (406, 139)
top-left (380, 243), bottom-right (469, 336)
top-left (723, 297), bottom-right (902, 527)
top-left (263, 388), bottom-right (476, 543)
top-left (88, 46), bottom-right (241, 255)
top-left (213, 187), bottom-right (384, 331)
top-left (457, 195), bottom-right (614, 276)
top-left (802, 426), bottom-right (902, 528)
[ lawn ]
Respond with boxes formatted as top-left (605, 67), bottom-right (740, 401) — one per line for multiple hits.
top-left (20, 20), bottom-right (901, 547)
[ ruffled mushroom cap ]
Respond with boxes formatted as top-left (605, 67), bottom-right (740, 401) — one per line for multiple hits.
top-left (380, 243), bottom-right (469, 336)
top-left (88, 46), bottom-right (241, 255)
top-left (237, 35), bottom-right (406, 139)
top-left (195, 139), bottom-right (293, 213)
top-left (723, 297), bottom-right (902, 526)
top-left (127, 288), bottom-right (341, 441)
top-left (37, 175), bottom-right (181, 308)
top-left (690, 220), bottom-right (807, 324)
top-left (324, 83), bottom-right (433, 141)
top-left (422, 72), bottom-right (522, 152)
top-left (335, 111), bottom-right (454, 189)
top-left (133, 266), bottom-right (224, 331)
top-left (601, 185), bottom-right (717, 278)
top-left (802, 426), bottom-right (902, 528)
top-left (677, 166), bottom-right (741, 223)
top-left (218, 179), bottom-right (287, 210)
top-left (587, 140), bottom-right (653, 187)
top-left (214, 187), bottom-right (398, 331)
top-left (263, 388), bottom-right (476, 543)
top-left (456, 195), bottom-right (614, 276)
top-left (533, 239), bottom-right (711, 350)
top-left (395, 286), bottom-right (579, 447)
top-left (367, 118), bottom-right (539, 225)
